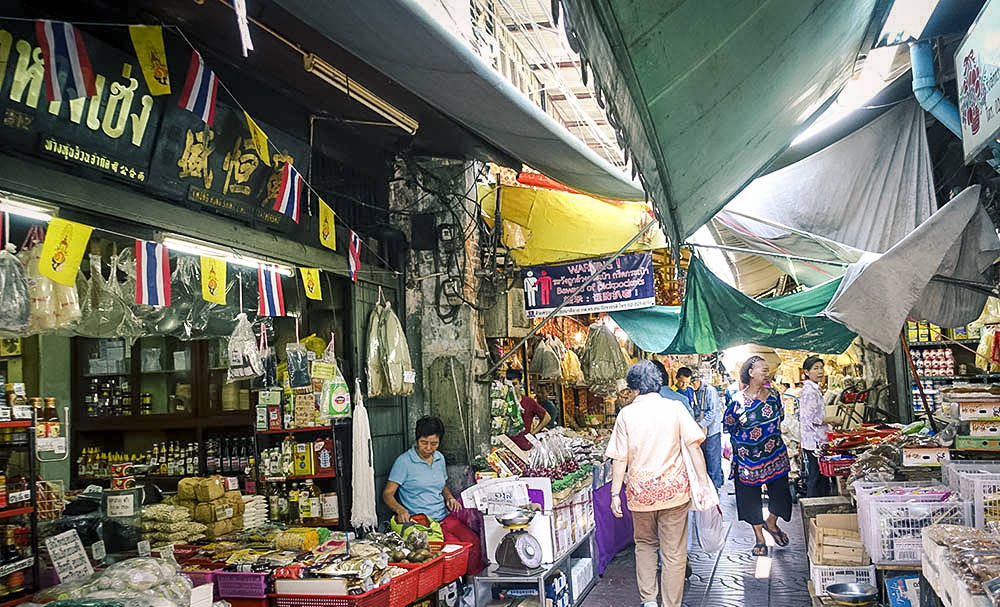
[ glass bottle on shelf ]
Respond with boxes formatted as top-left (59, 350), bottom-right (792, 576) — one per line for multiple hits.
top-left (287, 482), bottom-right (300, 524)
top-left (298, 480), bottom-right (313, 523)
top-left (43, 398), bottom-right (59, 438)
top-left (239, 438), bottom-right (249, 473)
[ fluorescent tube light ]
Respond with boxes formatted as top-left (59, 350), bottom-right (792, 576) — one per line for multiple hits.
top-left (0, 198), bottom-right (54, 222)
top-left (161, 235), bottom-right (295, 277)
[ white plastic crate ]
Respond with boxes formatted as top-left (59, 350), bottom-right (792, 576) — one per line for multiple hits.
top-left (809, 562), bottom-right (876, 596)
top-left (867, 499), bottom-right (973, 565)
top-left (852, 481), bottom-right (945, 557)
top-left (941, 460), bottom-right (1000, 489)
top-left (962, 475), bottom-right (1000, 528)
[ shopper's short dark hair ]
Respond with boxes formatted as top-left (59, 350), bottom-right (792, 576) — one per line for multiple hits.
top-left (676, 367), bottom-right (693, 379)
top-left (803, 356), bottom-right (824, 372)
top-left (415, 416), bottom-right (444, 441)
top-left (740, 356), bottom-right (765, 385)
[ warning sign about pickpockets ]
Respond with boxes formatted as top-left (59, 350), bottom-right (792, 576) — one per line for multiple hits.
top-left (522, 252), bottom-right (655, 318)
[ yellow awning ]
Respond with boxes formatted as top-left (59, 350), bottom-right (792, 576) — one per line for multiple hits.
top-left (479, 184), bottom-right (667, 266)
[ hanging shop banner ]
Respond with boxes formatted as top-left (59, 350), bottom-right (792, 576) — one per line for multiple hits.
top-left (0, 20), bottom-right (309, 234)
top-left (318, 199), bottom-right (336, 250)
top-left (522, 251), bottom-right (655, 318)
top-left (956, 0), bottom-right (1000, 163)
top-left (300, 267), bottom-right (322, 300)
top-left (37, 218), bottom-right (93, 286)
top-left (200, 256), bottom-right (227, 305)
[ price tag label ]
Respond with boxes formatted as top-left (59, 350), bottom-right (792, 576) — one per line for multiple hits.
top-left (137, 540), bottom-right (151, 557)
top-left (8, 490), bottom-right (29, 504)
top-left (106, 493), bottom-right (135, 518)
top-left (91, 540), bottom-right (106, 562)
top-left (159, 543), bottom-right (174, 559)
top-left (53, 437), bottom-right (66, 454)
top-left (403, 370), bottom-right (416, 384)
top-left (190, 580), bottom-right (214, 607)
top-left (45, 529), bottom-right (94, 583)
top-left (224, 477), bottom-right (240, 491)
top-left (310, 361), bottom-right (336, 380)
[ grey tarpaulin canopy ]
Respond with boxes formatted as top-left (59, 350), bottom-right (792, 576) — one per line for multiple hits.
top-left (613, 188), bottom-right (999, 355)
top-left (823, 185), bottom-right (1000, 352)
top-left (709, 100), bottom-right (937, 293)
top-left (274, 0), bottom-right (644, 203)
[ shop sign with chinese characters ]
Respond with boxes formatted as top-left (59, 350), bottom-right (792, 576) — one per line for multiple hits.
top-left (522, 252), bottom-right (655, 318)
top-left (0, 20), bottom-right (309, 233)
top-left (956, 0), bottom-right (1000, 163)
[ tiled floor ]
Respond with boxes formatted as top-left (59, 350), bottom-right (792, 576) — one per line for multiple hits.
top-left (581, 485), bottom-right (811, 607)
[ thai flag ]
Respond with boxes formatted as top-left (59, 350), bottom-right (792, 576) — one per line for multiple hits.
top-left (348, 230), bottom-right (361, 283)
top-left (273, 163), bottom-right (302, 222)
top-left (135, 240), bottom-right (171, 307)
top-left (178, 50), bottom-right (219, 126)
top-left (35, 20), bottom-right (97, 103)
top-left (257, 266), bottom-right (285, 317)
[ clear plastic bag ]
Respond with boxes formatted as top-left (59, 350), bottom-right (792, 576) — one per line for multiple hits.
top-left (0, 245), bottom-right (29, 335)
top-left (286, 342), bottom-right (311, 389)
top-left (258, 324), bottom-right (277, 388)
top-left (19, 238), bottom-right (58, 334)
top-left (319, 336), bottom-right (351, 418)
top-left (227, 313), bottom-right (263, 382)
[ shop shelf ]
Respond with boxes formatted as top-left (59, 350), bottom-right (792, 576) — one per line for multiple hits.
top-left (908, 339), bottom-right (981, 346)
top-left (257, 426), bottom-right (332, 435)
top-left (271, 585), bottom-right (390, 607)
top-left (0, 422), bottom-right (31, 429)
top-left (0, 508), bottom-right (33, 520)
top-left (262, 472), bottom-right (336, 482)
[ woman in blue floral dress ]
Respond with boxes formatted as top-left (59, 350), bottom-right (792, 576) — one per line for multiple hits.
top-left (723, 356), bottom-right (792, 557)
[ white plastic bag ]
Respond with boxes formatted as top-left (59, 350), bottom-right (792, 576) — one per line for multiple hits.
top-left (691, 506), bottom-right (724, 553)
top-left (227, 313), bottom-right (263, 382)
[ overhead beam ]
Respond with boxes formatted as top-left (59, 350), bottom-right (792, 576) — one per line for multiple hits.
top-left (506, 21), bottom-right (553, 31)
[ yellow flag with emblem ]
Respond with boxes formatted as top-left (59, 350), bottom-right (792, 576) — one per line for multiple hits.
top-left (300, 267), bottom-right (323, 300)
top-left (243, 112), bottom-right (271, 166)
top-left (38, 218), bottom-right (93, 286)
top-left (200, 256), bottom-right (227, 305)
top-left (129, 26), bottom-right (171, 96)
top-left (318, 199), bottom-right (336, 250)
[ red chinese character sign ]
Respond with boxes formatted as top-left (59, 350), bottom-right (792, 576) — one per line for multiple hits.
top-left (522, 252), bottom-right (655, 318)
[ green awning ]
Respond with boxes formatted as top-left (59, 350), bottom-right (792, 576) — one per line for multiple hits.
top-left (558, 0), bottom-right (881, 246)
top-left (611, 258), bottom-right (855, 354)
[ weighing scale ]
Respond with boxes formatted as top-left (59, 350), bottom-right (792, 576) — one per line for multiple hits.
top-left (493, 509), bottom-right (544, 575)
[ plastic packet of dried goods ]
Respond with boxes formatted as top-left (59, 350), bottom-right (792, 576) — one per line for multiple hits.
top-left (286, 342), bottom-right (311, 389)
top-left (259, 325), bottom-right (278, 387)
top-left (19, 240), bottom-right (58, 333)
top-left (0, 245), bottom-right (29, 335)
top-left (227, 313), bottom-right (263, 382)
top-left (319, 336), bottom-right (351, 418)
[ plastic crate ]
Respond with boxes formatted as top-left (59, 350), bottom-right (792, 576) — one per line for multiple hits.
top-left (942, 460), bottom-right (1000, 488)
top-left (867, 499), bottom-right (972, 565)
top-left (818, 457), bottom-right (855, 477)
top-left (271, 585), bottom-right (390, 607)
top-left (431, 542), bottom-right (472, 583)
top-left (182, 570), bottom-right (215, 589)
top-left (809, 562), bottom-right (876, 596)
top-left (403, 554), bottom-right (444, 597)
top-left (955, 435), bottom-right (1000, 450)
top-left (851, 481), bottom-right (944, 557)
top-left (388, 566), bottom-right (420, 607)
top-left (214, 571), bottom-right (269, 598)
top-left (224, 599), bottom-right (268, 607)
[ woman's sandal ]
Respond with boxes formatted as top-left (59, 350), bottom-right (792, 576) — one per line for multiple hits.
top-left (752, 542), bottom-right (768, 557)
top-left (763, 524), bottom-right (789, 547)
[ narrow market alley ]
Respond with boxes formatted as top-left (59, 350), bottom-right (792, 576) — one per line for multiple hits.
top-left (582, 488), bottom-right (811, 607)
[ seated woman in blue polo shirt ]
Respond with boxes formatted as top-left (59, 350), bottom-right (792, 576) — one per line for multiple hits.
top-left (383, 416), bottom-right (485, 574)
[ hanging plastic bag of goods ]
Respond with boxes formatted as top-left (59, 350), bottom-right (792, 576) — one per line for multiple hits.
top-left (580, 322), bottom-right (629, 397)
top-left (0, 245), bottom-right (29, 335)
top-left (366, 301), bottom-right (415, 397)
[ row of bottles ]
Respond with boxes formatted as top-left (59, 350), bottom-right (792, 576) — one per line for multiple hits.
top-left (266, 480), bottom-right (338, 525)
top-left (0, 524), bottom-right (30, 597)
top-left (204, 436), bottom-right (255, 475)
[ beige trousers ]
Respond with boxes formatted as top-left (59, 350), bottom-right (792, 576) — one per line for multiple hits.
top-left (631, 501), bottom-right (690, 607)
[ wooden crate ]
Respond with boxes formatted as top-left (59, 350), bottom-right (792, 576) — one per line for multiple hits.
top-left (800, 496), bottom-right (854, 545)
top-left (808, 514), bottom-right (869, 566)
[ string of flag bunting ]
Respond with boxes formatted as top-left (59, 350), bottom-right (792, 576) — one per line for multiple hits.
top-left (5, 16), bottom-right (411, 316)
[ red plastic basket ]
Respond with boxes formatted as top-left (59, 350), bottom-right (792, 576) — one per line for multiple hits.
top-left (223, 599), bottom-right (267, 607)
top-left (431, 542), bottom-right (471, 583)
top-left (214, 571), bottom-right (270, 598)
top-left (818, 456), bottom-right (856, 477)
top-left (270, 585), bottom-right (390, 607)
top-left (390, 555), bottom-right (444, 598)
top-left (388, 566), bottom-right (420, 607)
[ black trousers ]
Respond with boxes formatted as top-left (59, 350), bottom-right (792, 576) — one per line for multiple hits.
top-left (734, 473), bottom-right (792, 525)
top-left (806, 449), bottom-right (831, 498)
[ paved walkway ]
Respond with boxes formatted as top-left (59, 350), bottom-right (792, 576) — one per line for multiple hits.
top-left (581, 484), bottom-right (811, 607)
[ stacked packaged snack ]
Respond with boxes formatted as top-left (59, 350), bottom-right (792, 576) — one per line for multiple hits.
top-left (141, 504), bottom-right (207, 549)
top-left (175, 477), bottom-right (244, 538)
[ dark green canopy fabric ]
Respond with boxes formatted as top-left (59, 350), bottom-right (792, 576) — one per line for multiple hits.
top-left (611, 258), bottom-right (855, 354)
